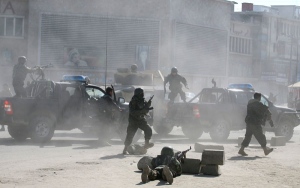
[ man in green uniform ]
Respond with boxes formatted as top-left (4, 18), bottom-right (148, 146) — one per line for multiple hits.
top-left (12, 56), bottom-right (37, 98)
top-left (122, 88), bottom-right (154, 154)
top-left (141, 146), bottom-right (182, 184)
top-left (164, 67), bottom-right (188, 103)
top-left (238, 92), bottom-right (274, 156)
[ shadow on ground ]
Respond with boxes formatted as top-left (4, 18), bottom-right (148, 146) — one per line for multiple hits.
top-left (228, 156), bottom-right (264, 161)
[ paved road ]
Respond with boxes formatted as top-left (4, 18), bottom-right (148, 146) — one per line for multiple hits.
top-left (0, 126), bottom-right (299, 187)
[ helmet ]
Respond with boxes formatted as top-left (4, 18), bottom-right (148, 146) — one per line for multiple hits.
top-left (134, 88), bottom-right (144, 96)
top-left (131, 64), bottom-right (138, 73)
top-left (137, 156), bottom-right (154, 170)
top-left (161, 146), bottom-right (175, 157)
top-left (171, 67), bottom-right (178, 74)
top-left (18, 56), bottom-right (27, 64)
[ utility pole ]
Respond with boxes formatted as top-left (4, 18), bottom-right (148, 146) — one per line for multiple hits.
top-left (289, 36), bottom-right (293, 84)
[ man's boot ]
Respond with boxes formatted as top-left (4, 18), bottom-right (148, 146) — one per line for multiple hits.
top-left (238, 146), bottom-right (248, 156)
top-left (141, 165), bottom-right (151, 183)
top-left (122, 145), bottom-right (129, 155)
top-left (263, 147), bottom-right (273, 156)
top-left (144, 139), bottom-right (154, 149)
top-left (162, 166), bottom-right (173, 184)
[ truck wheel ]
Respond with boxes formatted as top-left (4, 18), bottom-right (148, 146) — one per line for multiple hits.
top-left (275, 119), bottom-right (294, 141)
top-left (182, 123), bottom-right (203, 140)
top-left (153, 118), bottom-right (173, 135)
top-left (30, 116), bottom-right (55, 143)
top-left (209, 119), bottom-right (230, 142)
top-left (8, 126), bottom-right (29, 142)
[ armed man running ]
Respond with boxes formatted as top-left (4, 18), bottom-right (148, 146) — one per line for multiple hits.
top-left (123, 88), bottom-right (154, 154)
top-left (164, 67), bottom-right (188, 103)
top-left (238, 92), bottom-right (274, 156)
top-left (12, 56), bottom-right (37, 98)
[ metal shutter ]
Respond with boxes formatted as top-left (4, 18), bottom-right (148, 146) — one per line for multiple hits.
top-left (174, 22), bottom-right (228, 76)
top-left (40, 13), bottom-right (160, 70)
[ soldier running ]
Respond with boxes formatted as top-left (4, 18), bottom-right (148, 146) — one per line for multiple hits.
top-left (164, 67), bottom-right (188, 103)
top-left (123, 88), bottom-right (154, 154)
top-left (238, 92), bottom-right (274, 156)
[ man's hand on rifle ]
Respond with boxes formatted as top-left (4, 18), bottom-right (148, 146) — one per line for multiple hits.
top-left (177, 146), bottom-right (191, 164)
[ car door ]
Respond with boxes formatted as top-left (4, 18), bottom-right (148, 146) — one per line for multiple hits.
top-left (231, 91), bottom-right (249, 129)
top-left (260, 95), bottom-right (279, 127)
top-left (84, 86), bottom-right (105, 118)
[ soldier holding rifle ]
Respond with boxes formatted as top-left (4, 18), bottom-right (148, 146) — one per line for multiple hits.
top-left (140, 146), bottom-right (191, 184)
top-left (12, 56), bottom-right (38, 98)
top-left (123, 88), bottom-right (154, 154)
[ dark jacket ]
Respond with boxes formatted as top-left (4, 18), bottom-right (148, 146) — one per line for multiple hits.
top-left (151, 155), bottom-right (182, 177)
top-left (164, 74), bottom-right (187, 91)
top-left (99, 94), bottom-right (120, 119)
top-left (129, 95), bottom-right (148, 121)
top-left (12, 63), bottom-right (34, 86)
top-left (245, 99), bottom-right (271, 125)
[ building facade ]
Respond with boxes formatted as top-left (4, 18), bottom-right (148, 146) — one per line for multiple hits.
top-left (0, 0), bottom-right (28, 86)
top-left (230, 4), bottom-right (300, 103)
top-left (0, 0), bottom-right (232, 91)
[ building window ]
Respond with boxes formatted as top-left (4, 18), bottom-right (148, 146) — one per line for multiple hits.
top-left (229, 36), bottom-right (252, 55)
top-left (0, 16), bottom-right (24, 38)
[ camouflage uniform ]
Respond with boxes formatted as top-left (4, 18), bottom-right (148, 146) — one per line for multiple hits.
top-left (164, 72), bottom-right (188, 103)
top-left (12, 62), bottom-right (35, 98)
top-left (147, 155), bottom-right (182, 180)
top-left (124, 94), bottom-right (152, 147)
top-left (241, 98), bottom-right (271, 148)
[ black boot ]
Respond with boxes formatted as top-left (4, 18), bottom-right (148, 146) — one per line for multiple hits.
top-left (144, 139), bottom-right (154, 149)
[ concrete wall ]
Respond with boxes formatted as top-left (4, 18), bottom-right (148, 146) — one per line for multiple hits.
top-left (27, 0), bottom-right (171, 67)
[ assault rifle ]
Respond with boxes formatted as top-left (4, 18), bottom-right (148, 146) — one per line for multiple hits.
top-left (146, 95), bottom-right (154, 110)
top-left (31, 63), bottom-right (53, 81)
top-left (177, 146), bottom-right (191, 163)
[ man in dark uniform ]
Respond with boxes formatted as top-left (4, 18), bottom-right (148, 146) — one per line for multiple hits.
top-left (164, 67), bottom-right (188, 103)
top-left (12, 56), bottom-right (37, 98)
top-left (238, 92), bottom-right (274, 156)
top-left (97, 87), bottom-right (120, 146)
top-left (123, 88), bottom-right (154, 154)
top-left (141, 146), bottom-right (182, 184)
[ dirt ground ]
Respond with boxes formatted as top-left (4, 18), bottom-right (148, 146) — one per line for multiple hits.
top-left (0, 126), bottom-right (300, 188)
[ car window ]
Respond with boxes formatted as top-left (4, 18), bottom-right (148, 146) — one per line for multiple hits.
top-left (260, 95), bottom-right (269, 106)
top-left (200, 91), bottom-right (223, 103)
top-left (235, 92), bottom-right (248, 105)
top-left (66, 87), bottom-right (75, 96)
top-left (85, 87), bottom-right (104, 98)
